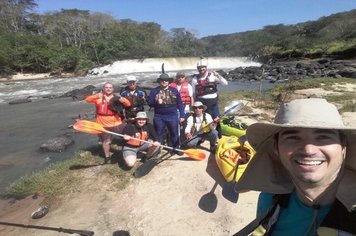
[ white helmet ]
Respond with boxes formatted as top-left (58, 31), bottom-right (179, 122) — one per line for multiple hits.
top-left (197, 58), bottom-right (208, 67)
top-left (127, 75), bottom-right (137, 83)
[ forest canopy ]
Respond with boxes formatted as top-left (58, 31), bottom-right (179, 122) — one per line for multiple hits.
top-left (0, 0), bottom-right (355, 74)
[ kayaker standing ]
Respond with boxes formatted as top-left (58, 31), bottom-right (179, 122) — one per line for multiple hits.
top-left (85, 82), bottom-right (131, 163)
top-left (120, 75), bottom-right (147, 120)
top-left (122, 112), bottom-right (160, 168)
top-left (170, 72), bottom-right (194, 116)
top-left (191, 58), bottom-right (228, 138)
top-left (183, 101), bottom-right (218, 153)
top-left (234, 98), bottom-right (356, 235)
top-left (147, 72), bottom-right (185, 154)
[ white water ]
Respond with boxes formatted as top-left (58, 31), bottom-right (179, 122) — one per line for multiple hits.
top-left (0, 57), bottom-right (261, 103)
top-left (88, 57), bottom-right (260, 75)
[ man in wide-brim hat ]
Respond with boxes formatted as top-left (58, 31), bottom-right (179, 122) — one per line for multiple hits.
top-left (234, 98), bottom-right (356, 235)
top-left (147, 72), bottom-right (185, 154)
top-left (183, 101), bottom-right (218, 152)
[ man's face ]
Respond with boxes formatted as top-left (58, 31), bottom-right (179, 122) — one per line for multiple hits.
top-left (197, 66), bottom-right (207, 75)
top-left (128, 81), bottom-right (136, 90)
top-left (193, 106), bottom-right (204, 115)
top-left (176, 76), bottom-right (185, 84)
top-left (159, 80), bottom-right (170, 88)
top-left (277, 128), bottom-right (345, 188)
top-left (103, 84), bottom-right (114, 95)
top-left (136, 118), bottom-right (147, 127)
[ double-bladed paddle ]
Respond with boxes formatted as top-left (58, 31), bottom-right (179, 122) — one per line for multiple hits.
top-left (0, 221), bottom-right (94, 236)
top-left (222, 135), bottom-right (247, 203)
top-left (73, 120), bottom-right (206, 161)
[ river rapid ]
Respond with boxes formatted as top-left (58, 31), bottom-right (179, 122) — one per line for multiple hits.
top-left (0, 57), bottom-right (271, 193)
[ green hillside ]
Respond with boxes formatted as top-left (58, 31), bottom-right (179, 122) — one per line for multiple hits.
top-left (0, 0), bottom-right (355, 74)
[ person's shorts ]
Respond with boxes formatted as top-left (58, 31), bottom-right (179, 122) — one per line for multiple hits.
top-left (98, 123), bottom-right (126, 144)
top-left (122, 141), bottom-right (151, 159)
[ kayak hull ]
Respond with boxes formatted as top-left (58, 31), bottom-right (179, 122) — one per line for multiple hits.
top-left (215, 136), bottom-right (255, 182)
top-left (220, 117), bottom-right (247, 138)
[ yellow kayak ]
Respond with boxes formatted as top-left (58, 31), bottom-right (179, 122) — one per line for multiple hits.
top-left (215, 136), bottom-right (255, 182)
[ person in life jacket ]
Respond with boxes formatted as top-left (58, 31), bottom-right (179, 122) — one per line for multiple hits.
top-left (191, 58), bottom-right (228, 138)
top-left (183, 101), bottom-right (218, 153)
top-left (120, 75), bottom-right (147, 120)
top-left (85, 82), bottom-right (131, 163)
top-left (122, 112), bottom-right (160, 168)
top-left (233, 98), bottom-right (356, 236)
top-left (147, 72), bottom-right (185, 154)
top-left (170, 72), bottom-right (194, 115)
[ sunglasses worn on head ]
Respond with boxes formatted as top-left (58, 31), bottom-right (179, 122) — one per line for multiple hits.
top-left (193, 106), bottom-right (204, 109)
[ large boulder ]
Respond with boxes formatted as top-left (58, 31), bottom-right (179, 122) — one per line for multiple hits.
top-left (61, 85), bottom-right (97, 100)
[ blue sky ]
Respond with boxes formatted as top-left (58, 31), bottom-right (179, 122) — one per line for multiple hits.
top-left (35, 0), bottom-right (356, 37)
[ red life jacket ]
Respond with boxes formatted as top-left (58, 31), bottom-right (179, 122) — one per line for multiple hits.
top-left (195, 73), bottom-right (217, 97)
top-left (170, 82), bottom-right (191, 105)
top-left (96, 96), bottom-right (116, 116)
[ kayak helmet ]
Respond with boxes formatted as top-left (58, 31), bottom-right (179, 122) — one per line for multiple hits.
top-left (197, 58), bottom-right (208, 67)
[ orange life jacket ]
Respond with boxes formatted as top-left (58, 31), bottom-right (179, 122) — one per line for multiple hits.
top-left (96, 96), bottom-right (116, 116)
top-left (126, 130), bottom-right (148, 146)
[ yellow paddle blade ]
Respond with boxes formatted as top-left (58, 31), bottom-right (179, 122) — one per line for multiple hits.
top-left (73, 120), bottom-right (107, 134)
top-left (183, 149), bottom-right (206, 160)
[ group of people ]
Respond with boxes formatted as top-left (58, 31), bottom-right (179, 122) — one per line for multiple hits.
top-left (85, 58), bottom-right (228, 166)
top-left (85, 60), bottom-right (356, 234)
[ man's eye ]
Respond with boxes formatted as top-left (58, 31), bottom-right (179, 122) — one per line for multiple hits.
top-left (316, 134), bottom-right (335, 141)
top-left (282, 135), bottom-right (300, 141)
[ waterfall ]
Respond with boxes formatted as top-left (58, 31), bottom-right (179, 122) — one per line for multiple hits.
top-left (88, 57), bottom-right (260, 76)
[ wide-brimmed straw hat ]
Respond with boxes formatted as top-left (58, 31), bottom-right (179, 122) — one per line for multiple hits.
top-left (192, 101), bottom-right (207, 111)
top-left (235, 98), bottom-right (356, 211)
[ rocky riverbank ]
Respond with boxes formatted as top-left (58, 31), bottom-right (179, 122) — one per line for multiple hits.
top-left (227, 59), bottom-right (356, 82)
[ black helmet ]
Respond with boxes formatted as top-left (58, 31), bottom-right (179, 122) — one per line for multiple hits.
top-left (156, 73), bottom-right (173, 83)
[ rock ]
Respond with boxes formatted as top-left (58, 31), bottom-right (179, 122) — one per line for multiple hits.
top-left (8, 97), bottom-right (32, 105)
top-left (40, 136), bottom-right (74, 152)
top-left (60, 85), bottom-right (97, 100)
top-left (228, 59), bottom-right (356, 82)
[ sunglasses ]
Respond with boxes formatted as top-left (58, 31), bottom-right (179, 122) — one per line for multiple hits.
top-left (193, 106), bottom-right (204, 109)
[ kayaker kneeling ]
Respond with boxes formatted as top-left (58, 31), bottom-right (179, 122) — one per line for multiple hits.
top-left (183, 101), bottom-right (218, 153)
top-left (122, 112), bottom-right (161, 168)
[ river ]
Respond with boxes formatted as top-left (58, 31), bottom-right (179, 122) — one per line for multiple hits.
top-left (0, 57), bottom-right (272, 193)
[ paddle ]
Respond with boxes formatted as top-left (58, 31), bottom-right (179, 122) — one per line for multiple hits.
top-left (134, 151), bottom-right (173, 178)
top-left (198, 182), bottom-right (218, 213)
top-left (222, 135), bottom-right (247, 203)
top-left (73, 120), bottom-right (205, 161)
top-left (0, 221), bottom-right (94, 236)
top-left (181, 101), bottom-right (244, 147)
